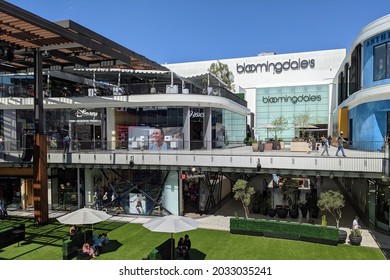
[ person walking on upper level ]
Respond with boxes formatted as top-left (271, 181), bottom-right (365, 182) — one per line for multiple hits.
top-left (335, 131), bottom-right (347, 157)
top-left (63, 134), bottom-right (71, 153)
top-left (320, 136), bottom-right (330, 156)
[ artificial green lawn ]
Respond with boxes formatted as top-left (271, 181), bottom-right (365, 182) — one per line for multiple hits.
top-left (0, 216), bottom-right (385, 260)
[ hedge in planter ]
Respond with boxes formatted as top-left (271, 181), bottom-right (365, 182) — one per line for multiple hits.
top-left (230, 217), bottom-right (339, 245)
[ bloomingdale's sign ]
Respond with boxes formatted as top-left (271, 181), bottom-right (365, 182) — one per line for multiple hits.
top-left (236, 58), bottom-right (315, 75)
top-left (263, 94), bottom-right (321, 104)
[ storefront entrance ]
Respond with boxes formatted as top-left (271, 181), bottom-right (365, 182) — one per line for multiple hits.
top-left (182, 171), bottom-right (225, 215)
top-left (72, 123), bottom-right (102, 150)
top-left (190, 108), bottom-right (204, 150)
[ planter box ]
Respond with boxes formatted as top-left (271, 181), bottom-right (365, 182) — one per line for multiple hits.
top-left (264, 143), bottom-right (273, 150)
top-left (290, 141), bottom-right (309, 152)
top-left (264, 231), bottom-right (299, 240)
top-left (230, 217), bottom-right (338, 246)
top-left (230, 229), bottom-right (264, 236)
top-left (299, 236), bottom-right (338, 246)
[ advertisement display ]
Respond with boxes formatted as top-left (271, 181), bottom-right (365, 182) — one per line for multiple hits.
top-left (129, 193), bottom-right (146, 214)
top-left (128, 126), bottom-right (183, 150)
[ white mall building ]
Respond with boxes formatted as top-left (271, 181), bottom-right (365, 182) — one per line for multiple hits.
top-left (166, 49), bottom-right (346, 141)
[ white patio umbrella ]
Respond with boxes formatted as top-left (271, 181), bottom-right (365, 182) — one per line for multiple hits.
top-left (295, 124), bottom-right (318, 129)
top-left (143, 215), bottom-right (198, 259)
top-left (57, 207), bottom-right (112, 241)
top-left (257, 124), bottom-right (280, 139)
top-left (295, 124), bottom-right (318, 137)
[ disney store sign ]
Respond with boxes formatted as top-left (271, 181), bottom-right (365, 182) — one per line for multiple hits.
top-left (71, 109), bottom-right (100, 120)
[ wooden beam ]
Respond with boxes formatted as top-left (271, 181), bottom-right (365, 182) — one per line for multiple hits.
top-left (0, 167), bottom-right (33, 176)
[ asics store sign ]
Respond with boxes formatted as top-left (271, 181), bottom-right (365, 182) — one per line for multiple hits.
top-left (236, 58), bottom-right (315, 75)
top-left (263, 94), bottom-right (321, 104)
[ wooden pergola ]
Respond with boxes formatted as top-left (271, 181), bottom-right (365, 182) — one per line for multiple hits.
top-left (0, 0), bottom-right (167, 224)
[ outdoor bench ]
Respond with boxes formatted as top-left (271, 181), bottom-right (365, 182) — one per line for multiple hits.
top-left (0, 223), bottom-right (25, 249)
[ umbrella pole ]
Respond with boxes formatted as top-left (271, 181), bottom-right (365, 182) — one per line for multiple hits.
top-left (171, 233), bottom-right (173, 260)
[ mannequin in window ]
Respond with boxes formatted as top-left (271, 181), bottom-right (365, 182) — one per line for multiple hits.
top-left (376, 58), bottom-right (386, 80)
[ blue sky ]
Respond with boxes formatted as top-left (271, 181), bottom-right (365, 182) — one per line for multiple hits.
top-left (6, 0), bottom-right (390, 64)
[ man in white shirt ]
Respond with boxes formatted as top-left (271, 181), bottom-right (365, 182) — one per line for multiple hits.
top-left (352, 216), bottom-right (361, 229)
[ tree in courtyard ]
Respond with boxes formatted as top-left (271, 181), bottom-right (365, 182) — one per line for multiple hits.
top-left (269, 115), bottom-right (289, 140)
top-left (208, 61), bottom-right (234, 91)
top-left (317, 190), bottom-right (345, 228)
top-left (232, 179), bottom-right (255, 219)
top-left (293, 110), bottom-right (314, 138)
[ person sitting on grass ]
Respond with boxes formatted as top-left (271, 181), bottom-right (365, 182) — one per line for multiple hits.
top-left (176, 237), bottom-right (185, 258)
top-left (101, 232), bottom-right (109, 245)
top-left (92, 234), bottom-right (104, 254)
top-left (69, 225), bottom-right (76, 239)
top-left (82, 242), bottom-right (96, 259)
top-left (183, 234), bottom-right (191, 260)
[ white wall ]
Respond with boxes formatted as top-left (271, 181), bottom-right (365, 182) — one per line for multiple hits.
top-left (166, 49), bottom-right (346, 123)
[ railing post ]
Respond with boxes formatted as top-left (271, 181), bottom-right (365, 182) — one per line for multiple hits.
top-left (385, 142), bottom-right (390, 177)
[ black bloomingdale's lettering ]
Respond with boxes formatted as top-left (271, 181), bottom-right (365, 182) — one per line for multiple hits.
top-left (262, 94), bottom-right (321, 104)
top-left (236, 58), bottom-right (315, 75)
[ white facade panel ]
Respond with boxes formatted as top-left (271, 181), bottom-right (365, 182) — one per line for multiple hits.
top-left (167, 49), bottom-right (345, 139)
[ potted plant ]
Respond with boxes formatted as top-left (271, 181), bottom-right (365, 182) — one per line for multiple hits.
top-left (349, 228), bottom-right (362, 245)
top-left (298, 201), bottom-right (308, 218)
top-left (258, 140), bottom-right (265, 152)
top-left (279, 177), bottom-right (299, 218)
top-left (289, 204), bottom-right (299, 219)
top-left (267, 191), bottom-right (276, 217)
top-left (269, 116), bottom-right (288, 146)
top-left (317, 190), bottom-right (346, 243)
top-left (267, 207), bottom-right (277, 218)
top-left (243, 137), bottom-right (254, 146)
top-left (260, 200), bottom-right (269, 216)
top-left (251, 138), bottom-right (259, 152)
top-left (278, 138), bottom-right (285, 150)
top-left (276, 204), bottom-right (288, 218)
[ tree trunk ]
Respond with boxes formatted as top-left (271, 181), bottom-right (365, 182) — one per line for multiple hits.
top-left (244, 206), bottom-right (249, 219)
